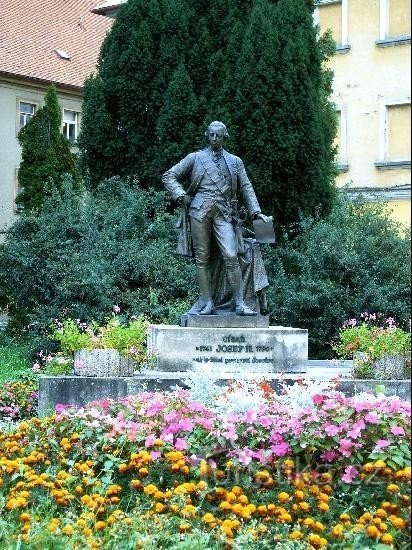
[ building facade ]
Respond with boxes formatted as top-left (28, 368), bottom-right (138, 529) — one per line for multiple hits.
top-left (315, 0), bottom-right (411, 225)
top-left (0, 1), bottom-right (112, 241)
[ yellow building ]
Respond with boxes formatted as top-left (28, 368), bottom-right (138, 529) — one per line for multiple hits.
top-left (314, 0), bottom-right (411, 226)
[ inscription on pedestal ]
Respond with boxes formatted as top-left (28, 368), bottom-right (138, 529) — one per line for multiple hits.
top-left (148, 325), bottom-right (308, 373)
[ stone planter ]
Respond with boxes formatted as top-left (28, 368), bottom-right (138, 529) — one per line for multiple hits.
top-left (74, 349), bottom-right (135, 377)
top-left (353, 352), bottom-right (410, 380)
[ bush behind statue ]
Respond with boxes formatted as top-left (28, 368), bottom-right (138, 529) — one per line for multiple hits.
top-left (0, 185), bottom-right (409, 359)
top-left (264, 197), bottom-right (411, 358)
top-left (0, 176), bottom-right (197, 353)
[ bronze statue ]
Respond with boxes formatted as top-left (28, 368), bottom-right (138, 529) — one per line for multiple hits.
top-left (163, 121), bottom-right (270, 316)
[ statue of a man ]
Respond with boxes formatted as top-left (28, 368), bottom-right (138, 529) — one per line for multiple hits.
top-left (162, 121), bottom-right (269, 316)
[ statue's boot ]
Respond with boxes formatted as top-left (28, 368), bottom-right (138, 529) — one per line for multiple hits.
top-left (226, 262), bottom-right (257, 316)
top-left (196, 266), bottom-right (214, 315)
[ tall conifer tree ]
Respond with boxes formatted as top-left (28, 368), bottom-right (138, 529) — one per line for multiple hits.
top-left (17, 85), bottom-right (78, 211)
top-left (79, 0), bottom-right (337, 231)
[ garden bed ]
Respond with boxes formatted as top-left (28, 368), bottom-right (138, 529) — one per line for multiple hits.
top-left (0, 386), bottom-right (410, 548)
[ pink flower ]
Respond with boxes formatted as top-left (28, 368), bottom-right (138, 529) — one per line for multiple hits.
top-left (175, 438), bottom-right (188, 451)
top-left (342, 465), bottom-right (359, 483)
top-left (320, 450), bottom-right (338, 462)
top-left (271, 441), bottom-right (290, 457)
top-left (312, 394), bottom-right (326, 405)
top-left (145, 434), bottom-right (156, 447)
top-left (31, 363), bottom-right (41, 372)
top-left (390, 425), bottom-right (405, 436)
top-left (364, 411), bottom-right (380, 424)
top-left (113, 304), bottom-right (121, 314)
top-left (324, 423), bottom-right (340, 436)
top-left (374, 439), bottom-right (391, 451)
top-left (339, 439), bottom-right (354, 457)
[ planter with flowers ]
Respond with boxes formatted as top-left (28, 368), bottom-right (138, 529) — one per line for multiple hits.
top-left (51, 309), bottom-right (150, 377)
top-left (334, 313), bottom-right (411, 379)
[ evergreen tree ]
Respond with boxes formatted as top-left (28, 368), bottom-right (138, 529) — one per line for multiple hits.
top-left (16, 85), bottom-right (79, 211)
top-left (79, 0), bottom-right (337, 231)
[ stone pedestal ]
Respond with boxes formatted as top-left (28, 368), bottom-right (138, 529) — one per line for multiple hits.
top-left (148, 323), bottom-right (308, 373)
top-left (74, 349), bottom-right (135, 377)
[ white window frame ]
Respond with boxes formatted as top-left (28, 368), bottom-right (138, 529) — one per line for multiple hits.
top-left (16, 99), bottom-right (38, 134)
top-left (377, 0), bottom-right (411, 46)
top-left (313, 0), bottom-right (349, 51)
top-left (334, 103), bottom-right (348, 171)
top-left (62, 109), bottom-right (80, 144)
top-left (376, 97), bottom-right (411, 168)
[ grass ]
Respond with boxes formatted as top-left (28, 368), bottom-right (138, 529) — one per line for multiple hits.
top-left (0, 339), bottom-right (31, 381)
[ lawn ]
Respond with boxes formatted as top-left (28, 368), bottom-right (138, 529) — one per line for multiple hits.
top-left (0, 340), bottom-right (31, 381)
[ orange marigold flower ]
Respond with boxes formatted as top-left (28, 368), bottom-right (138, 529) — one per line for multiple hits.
top-left (95, 521), bottom-right (106, 531)
top-left (318, 502), bottom-right (330, 513)
top-left (332, 524), bottom-right (344, 538)
top-left (154, 502), bottom-right (165, 513)
top-left (179, 522), bottom-right (191, 533)
top-left (278, 491), bottom-right (290, 503)
top-left (381, 533), bottom-right (394, 545)
top-left (180, 505), bottom-right (196, 519)
top-left (202, 513), bottom-right (215, 524)
top-left (366, 525), bottom-right (380, 538)
top-left (61, 524), bottom-right (74, 536)
top-left (387, 484), bottom-right (399, 493)
top-left (339, 513), bottom-right (350, 522)
top-left (143, 484), bottom-right (158, 496)
top-left (289, 530), bottom-right (304, 540)
top-left (389, 515), bottom-right (405, 529)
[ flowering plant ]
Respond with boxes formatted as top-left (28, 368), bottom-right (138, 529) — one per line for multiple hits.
top-left (333, 313), bottom-right (411, 378)
top-left (0, 386), bottom-right (410, 547)
top-left (50, 308), bottom-right (150, 364)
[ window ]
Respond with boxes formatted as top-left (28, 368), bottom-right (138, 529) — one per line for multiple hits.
top-left (313, 0), bottom-right (350, 52)
top-left (334, 105), bottom-right (348, 171)
top-left (19, 101), bottom-right (36, 129)
top-left (376, 99), bottom-right (411, 169)
top-left (377, 0), bottom-right (411, 46)
top-left (63, 109), bottom-right (80, 143)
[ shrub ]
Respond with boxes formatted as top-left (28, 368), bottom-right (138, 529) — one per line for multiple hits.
top-left (264, 197), bottom-right (411, 358)
top-left (50, 311), bottom-right (150, 363)
top-left (0, 177), bottom-right (197, 343)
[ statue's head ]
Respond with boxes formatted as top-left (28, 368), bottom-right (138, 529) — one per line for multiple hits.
top-left (205, 121), bottom-right (229, 150)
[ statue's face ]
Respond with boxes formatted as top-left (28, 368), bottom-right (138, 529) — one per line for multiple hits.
top-left (208, 126), bottom-right (225, 150)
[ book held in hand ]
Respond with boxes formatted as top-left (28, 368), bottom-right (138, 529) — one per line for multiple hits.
top-left (252, 216), bottom-right (276, 244)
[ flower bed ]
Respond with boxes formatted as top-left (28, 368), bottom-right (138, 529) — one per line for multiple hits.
top-left (0, 388), bottom-right (410, 548)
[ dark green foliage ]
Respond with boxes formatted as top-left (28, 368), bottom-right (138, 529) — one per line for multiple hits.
top-left (0, 178), bottom-right (197, 338)
top-left (264, 197), bottom-right (411, 358)
top-left (16, 85), bottom-right (79, 211)
top-left (79, 0), bottom-right (337, 232)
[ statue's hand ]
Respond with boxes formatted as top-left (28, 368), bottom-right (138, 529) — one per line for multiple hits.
top-left (254, 213), bottom-right (271, 223)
